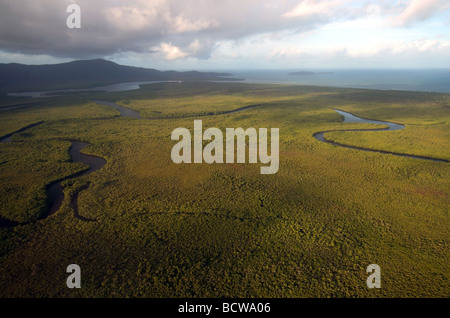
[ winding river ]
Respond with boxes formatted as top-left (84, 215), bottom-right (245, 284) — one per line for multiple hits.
top-left (0, 121), bottom-right (45, 143)
top-left (1, 102), bottom-right (448, 228)
top-left (90, 99), bottom-right (263, 120)
top-left (0, 100), bottom-right (264, 228)
top-left (0, 133), bottom-right (106, 227)
top-left (90, 100), bottom-right (142, 119)
top-left (314, 109), bottom-right (449, 163)
top-left (94, 101), bottom-right (447, 164)
top-left (46, 141), bottom-right (106, 220)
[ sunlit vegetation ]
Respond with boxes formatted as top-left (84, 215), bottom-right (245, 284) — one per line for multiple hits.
top-left (0, 82), bottom-right (448, 297)
top-left (0, 96), bottom-right (117, 138)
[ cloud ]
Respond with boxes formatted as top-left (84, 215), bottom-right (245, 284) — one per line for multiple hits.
top-left (172, 15), bottom-right (219, 33)
top-left (0, 0), bottom-right (449, 68)
top-left (159, 43), bottom-right (187, 60)
top-left (267, 36), bottom-right (450, 68)
top-left (284, 0), bottom-right (344, 17)
top-left (0, 0), bottom-right (355, 59)
top-left (393, 0), bottom-right (450, 27)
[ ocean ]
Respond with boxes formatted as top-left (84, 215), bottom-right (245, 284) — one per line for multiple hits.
top-left (7, 69), bottom-right (450, 98)
top-left (228, 69), bottom-right (450, 93)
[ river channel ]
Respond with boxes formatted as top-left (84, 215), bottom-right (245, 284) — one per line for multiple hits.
top-left (313, 109), bottom-right (449, 163)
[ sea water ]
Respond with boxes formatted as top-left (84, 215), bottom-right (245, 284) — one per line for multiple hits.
top-left (229, 69), bottom-right (450, 93)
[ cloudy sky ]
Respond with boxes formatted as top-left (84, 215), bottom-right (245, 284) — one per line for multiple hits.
top-left (0, 0), bottom-right (449, 70)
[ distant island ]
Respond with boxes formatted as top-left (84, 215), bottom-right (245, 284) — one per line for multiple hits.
top-left (0, 59), bottom-right (238, 93)
top-left (288, 71), bottom-right (334, 76)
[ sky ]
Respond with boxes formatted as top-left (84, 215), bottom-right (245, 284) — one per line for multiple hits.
top-left (0, 0), bottom-right (449, 70)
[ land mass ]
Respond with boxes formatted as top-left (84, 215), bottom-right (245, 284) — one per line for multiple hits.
top-left (0, 81), bottom-right (448, 298)
top-left (0, 59), bottom-right (237, 93)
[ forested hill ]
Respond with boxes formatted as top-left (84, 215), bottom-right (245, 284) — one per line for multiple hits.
top-left (0, 59), bottom-right (235, 92)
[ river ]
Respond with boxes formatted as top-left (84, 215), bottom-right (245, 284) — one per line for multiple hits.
top-left (7, 81), bottom-right (177, 98)
top-left (0, 136), bottom-right (107, 227)
top-left (46, 141), bottom-right (106, 219)
top-left (1, 102), bottom-right (448, 228)
top-left (314, 109), bottom-right (449, 163)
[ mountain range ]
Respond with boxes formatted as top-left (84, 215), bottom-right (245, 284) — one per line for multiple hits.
top-left (0, 59), bottom-right (235, 93)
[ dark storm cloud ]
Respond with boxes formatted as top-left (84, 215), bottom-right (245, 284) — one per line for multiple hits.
top-left (0, 0), bottom-right (353, 59)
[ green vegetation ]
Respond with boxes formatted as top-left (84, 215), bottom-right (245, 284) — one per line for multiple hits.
top-left (0, 96), bottom-right (117, 138)
top-left (0, 82), bottom-right (448, 297)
